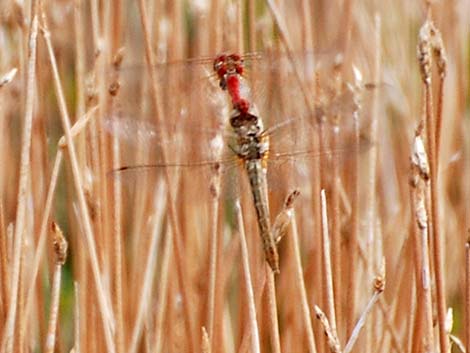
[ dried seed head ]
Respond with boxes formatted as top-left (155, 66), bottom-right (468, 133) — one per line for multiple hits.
top-left (51, 221), bottom-right (68, 265)
top-left (418, 22), bottom-right (432, 85)
top-left (374, 259), bottom-right (386, 293)
top-left (417, 19), bottom-right (447, 84)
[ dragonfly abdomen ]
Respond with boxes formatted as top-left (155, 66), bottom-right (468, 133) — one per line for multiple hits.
top-left (245, 159), bottom-right (279, 273)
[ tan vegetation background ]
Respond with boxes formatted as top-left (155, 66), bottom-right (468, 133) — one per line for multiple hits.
top-left (0, 0), bottom-right (469, 352)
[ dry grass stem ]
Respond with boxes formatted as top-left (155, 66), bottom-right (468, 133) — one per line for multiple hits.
top-left (235, 201), bottom-right (261, 353)
top-left (314, 305), bottom-right (341, 353)
top-left (265, 269), bottom-right (281, 353)
top-left (137, 1), bottom-right (195, 349)
top-left (202, 326), bottom-right (211, 353)
top-left (466, 237), bottom-right (470, 353)
top-left (417, 16), bottom-right (450, 353)
top-left (0, 1), bottom-right (467, 351)
top-left (40, 10), bottom-right (116, 353)
top-left (0, 15), bottom-right (39, 353)
top-left (289, 215), bottom-right (317, 353)
top-left (128, 182), bottom-right (166, 353)
top-left (320, 189), bottom-right (338, 336)
top-left (74, 282), bottom-right (81, 353)
top-left (343, 265), bottom-right (385, 353)
top-left (44, 222), bottom-right (68, 353)
top-left (410, 125), bottom-right (435, 352)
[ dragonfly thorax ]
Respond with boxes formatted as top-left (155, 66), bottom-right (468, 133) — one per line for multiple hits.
top-left (230, 110), bottom-right (269, 161)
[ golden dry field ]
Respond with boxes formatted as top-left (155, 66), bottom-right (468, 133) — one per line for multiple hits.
top-left (0, 0), bottom-right (469, 352)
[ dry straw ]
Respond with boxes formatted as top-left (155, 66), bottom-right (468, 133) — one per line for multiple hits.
top-left (0, 1), bottom-right (468, 352)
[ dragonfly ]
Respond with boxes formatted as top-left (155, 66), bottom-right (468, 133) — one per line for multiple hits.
top-left (106, 51), bottom-right (373, 273)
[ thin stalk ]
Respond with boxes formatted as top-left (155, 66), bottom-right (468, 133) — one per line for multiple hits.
top-left (343, 272), bottom-right (385, 353)
top-left (44, 222), bottom-right (68, 353)
top-left (466, 238), bottom-right (470, 353)
top-left (40, 13), bottom-right (115, 353)
top-left (0, 201), bottom-right (7, 322)
top-left (235, 201), bottom-right (261, 353)
top-left (23, 151), bottom-right (62, 324)
top-left (247, 0), bottom-right (256, 52)
top-left (418, 19), bottom-right (449, 353)
top-left (24, 106), bottom-right (96, 333)
top-left (202, 327), bottom-right (211, 353)
top-left (206, 172), bottom-right (221, 348)
top-left (410, 127), bottom-right (435, 352)
top-left (128, 182), bottom-right (166, 353)
top-left (0, 15), bottom-right (38, 353)
top-left (377, 299), bottom-right (404, 353)
top-left (289, 215), bottom-right (317, 353)
top-left (266, 269), bottom-right (281, 353)
top-left (111, 111), bottom-right (124, 353)
top-left (314, 305), bottom-right (341, 353)
top-left (238, 264), bottom-right (268, 353)
top-left (73, 0), bottom-right (86, 167)
top-left (320, 190), bottom-right (338, 336)
top-left (74, 282), bottom-right (81, 353)
top-left (345, 100), bottom-right (361, 340)
top-left (153, 226), bottom-right (173, 353)
top-left (137, 1), bottom-right (195, 350)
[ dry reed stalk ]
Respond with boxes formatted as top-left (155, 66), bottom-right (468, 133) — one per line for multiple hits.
top-left (289, 214), bottom-right (317, 353)
top-left (320, 190), bottom-right (338, 339)
top-left (376, 298), bottom-right (403, 353)
top-left (0, 14), bottom-right (38, 353)
top-left (0, 199), bottom-right (9, 323)
top-left (343, 264), bottom-right (385, 353)
top-left (24, 105), bottom-right (97, 326)
top-left (409, 125), bottom-right (434, 352)
top-left (237, 262), bottom-right (267, 353)
top-left (137, 1), bottom-right (195, 350)
top-left (247, 0), bottom-right (256, 52)
top-left (265, 0), bottom-right (315, 115)
top-left (44, 221), bottom-right (68, 353)
top-left (202, 326), bottom-right (211, 353)
top-left (23, 151), bottom-right (62, 325)
top-left (235, 200), bottom-right (261, 353)
top-left (108, 52), bottom-right (125, 353)
top-left (265, 269), bottom-right (281, 353)
top-left (74, 282), bottom-right (81, 353)
top-left (314, 305), bottom-right (341, 353)
top-left (152, 226), bottom-right (173, 353)
top-left (40, 10), bottom-right (116, 353)
top-left (363, 13), bottom-right (381, 287)
top-left (417, 16), bottom-right (449, 353)
top-left (128, 182), bottom-right (166, 353)
top-left (345, 71), bottom-right (365, 344)
top-left (205, 131), bottom-right (224, 351)
top-left (236, 0), bottom-right (244, 53)
top-left (73, 0), bottom-right (86, 167)
top-left (206, 175), bottom-right (221, 348)
top-left (466, 237), bottom-right (470, 353)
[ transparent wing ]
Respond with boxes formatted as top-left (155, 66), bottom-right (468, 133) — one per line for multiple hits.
top-left (107, 50), bottom-right (381, 196)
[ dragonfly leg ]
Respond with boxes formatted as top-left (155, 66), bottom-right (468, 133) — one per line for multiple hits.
top-left (272, 190), bottom-right (300, 245)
